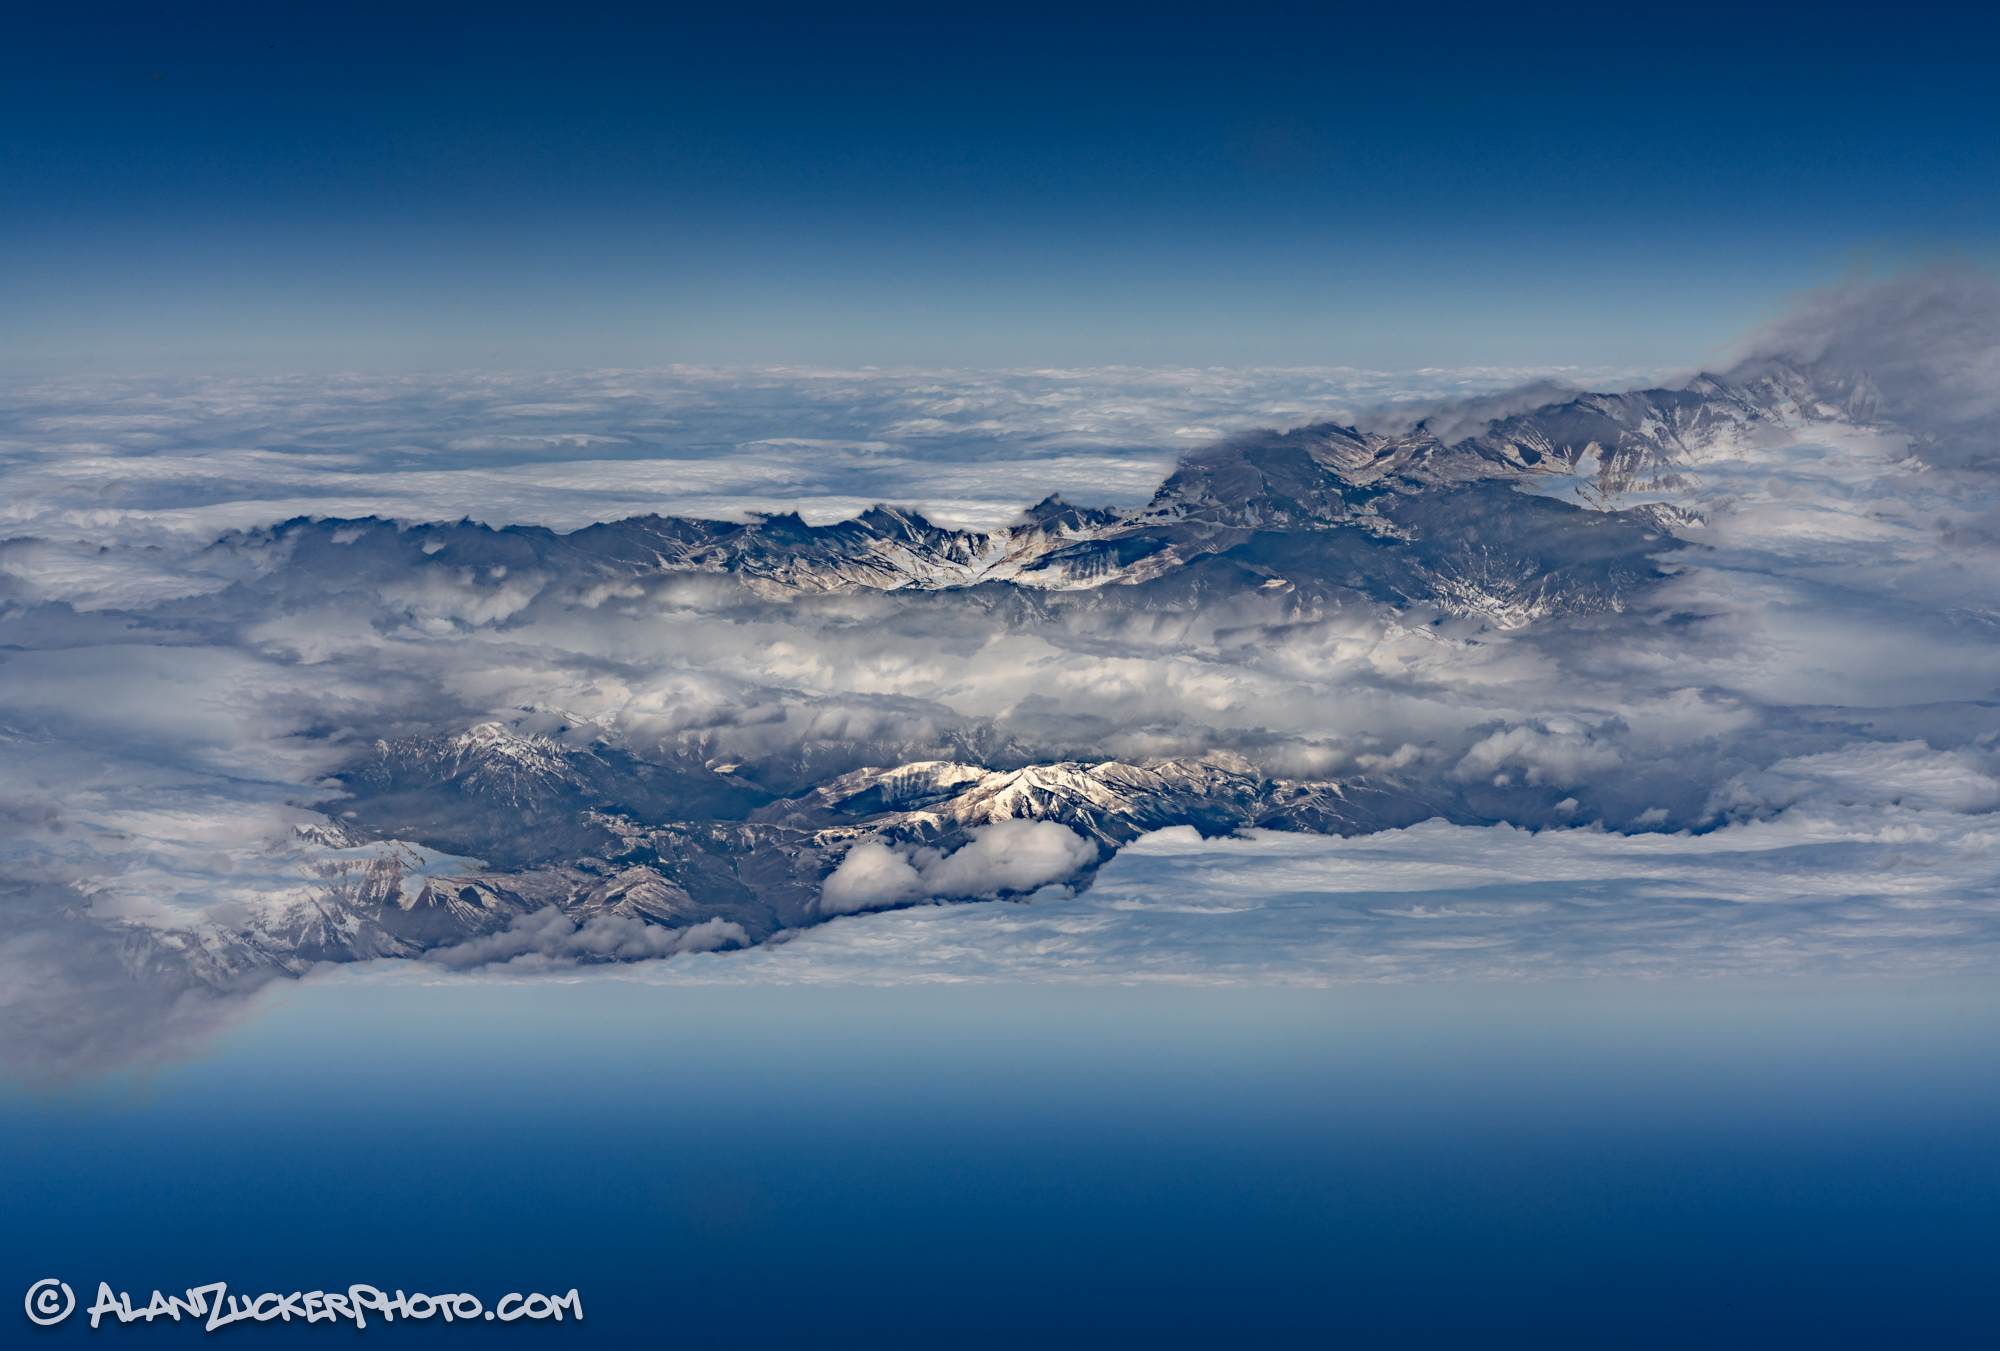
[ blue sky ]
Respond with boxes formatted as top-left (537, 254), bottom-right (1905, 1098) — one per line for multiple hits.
top-left (6, 0), bottom-right (1996, 371)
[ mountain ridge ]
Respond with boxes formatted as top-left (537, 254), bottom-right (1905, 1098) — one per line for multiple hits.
top-left (117, 361), bottom-right (1891, 974)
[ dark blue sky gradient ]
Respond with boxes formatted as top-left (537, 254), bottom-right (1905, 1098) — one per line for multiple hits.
top-left (5, 0), bottom-right (1997, 369)
top-left (8, 980), bottom-right (2000, 1348)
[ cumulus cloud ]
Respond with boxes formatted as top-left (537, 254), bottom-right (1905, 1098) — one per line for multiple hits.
top-left (819, 841), bottom-right (926, 912)
top-left (920, 821), bottom-right (1099, 898)
top-left (376, 568), bottom-right (547, 628)
top-left (1452, 725), bottom-right (1624, 788)
top-left (820, 820), bottom-right (1096, 914)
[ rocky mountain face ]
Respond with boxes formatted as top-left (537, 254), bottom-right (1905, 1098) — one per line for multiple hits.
top-left (185, 363), bottom-right (1872, 971)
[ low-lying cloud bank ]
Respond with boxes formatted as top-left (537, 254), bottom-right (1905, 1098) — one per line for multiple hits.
top-left (3, 268), bottom-right (1999, 1080)
top-left (427, 910), bottom-right (750, 970)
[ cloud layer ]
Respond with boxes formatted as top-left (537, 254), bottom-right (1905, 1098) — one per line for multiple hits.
top-left (0, 363), bottom-right (1635, 548)
top-left (4, 276), bottom-right (1999, 1078)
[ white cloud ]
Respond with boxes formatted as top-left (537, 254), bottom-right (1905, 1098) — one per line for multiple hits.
top-left (427, 909), bottom-right (749, 969)
top-left (3, 364), bottom-right (1612, 552)
top-left (1708, 742), bottom-right (2000, 821)
top-left (820, 820), bottom-right (1097, 914)
top-left (916, 820), bottom-right (1098, 900)
top-left (1723, 264), bottom-right (2000, 461)
top-left (819, 841), bottom-right (926, 913)
top-left (375, 568), bottom-right (547, 627)
top-left (1452, 726), bottom-right (1623, 788)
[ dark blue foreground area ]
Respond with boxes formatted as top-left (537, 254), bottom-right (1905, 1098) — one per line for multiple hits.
top-left (7, 976), bottom-right (1999, 1348)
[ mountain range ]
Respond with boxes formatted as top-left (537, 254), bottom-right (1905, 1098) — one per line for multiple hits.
top-left (164, 361), bottom-right (1881, 976)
